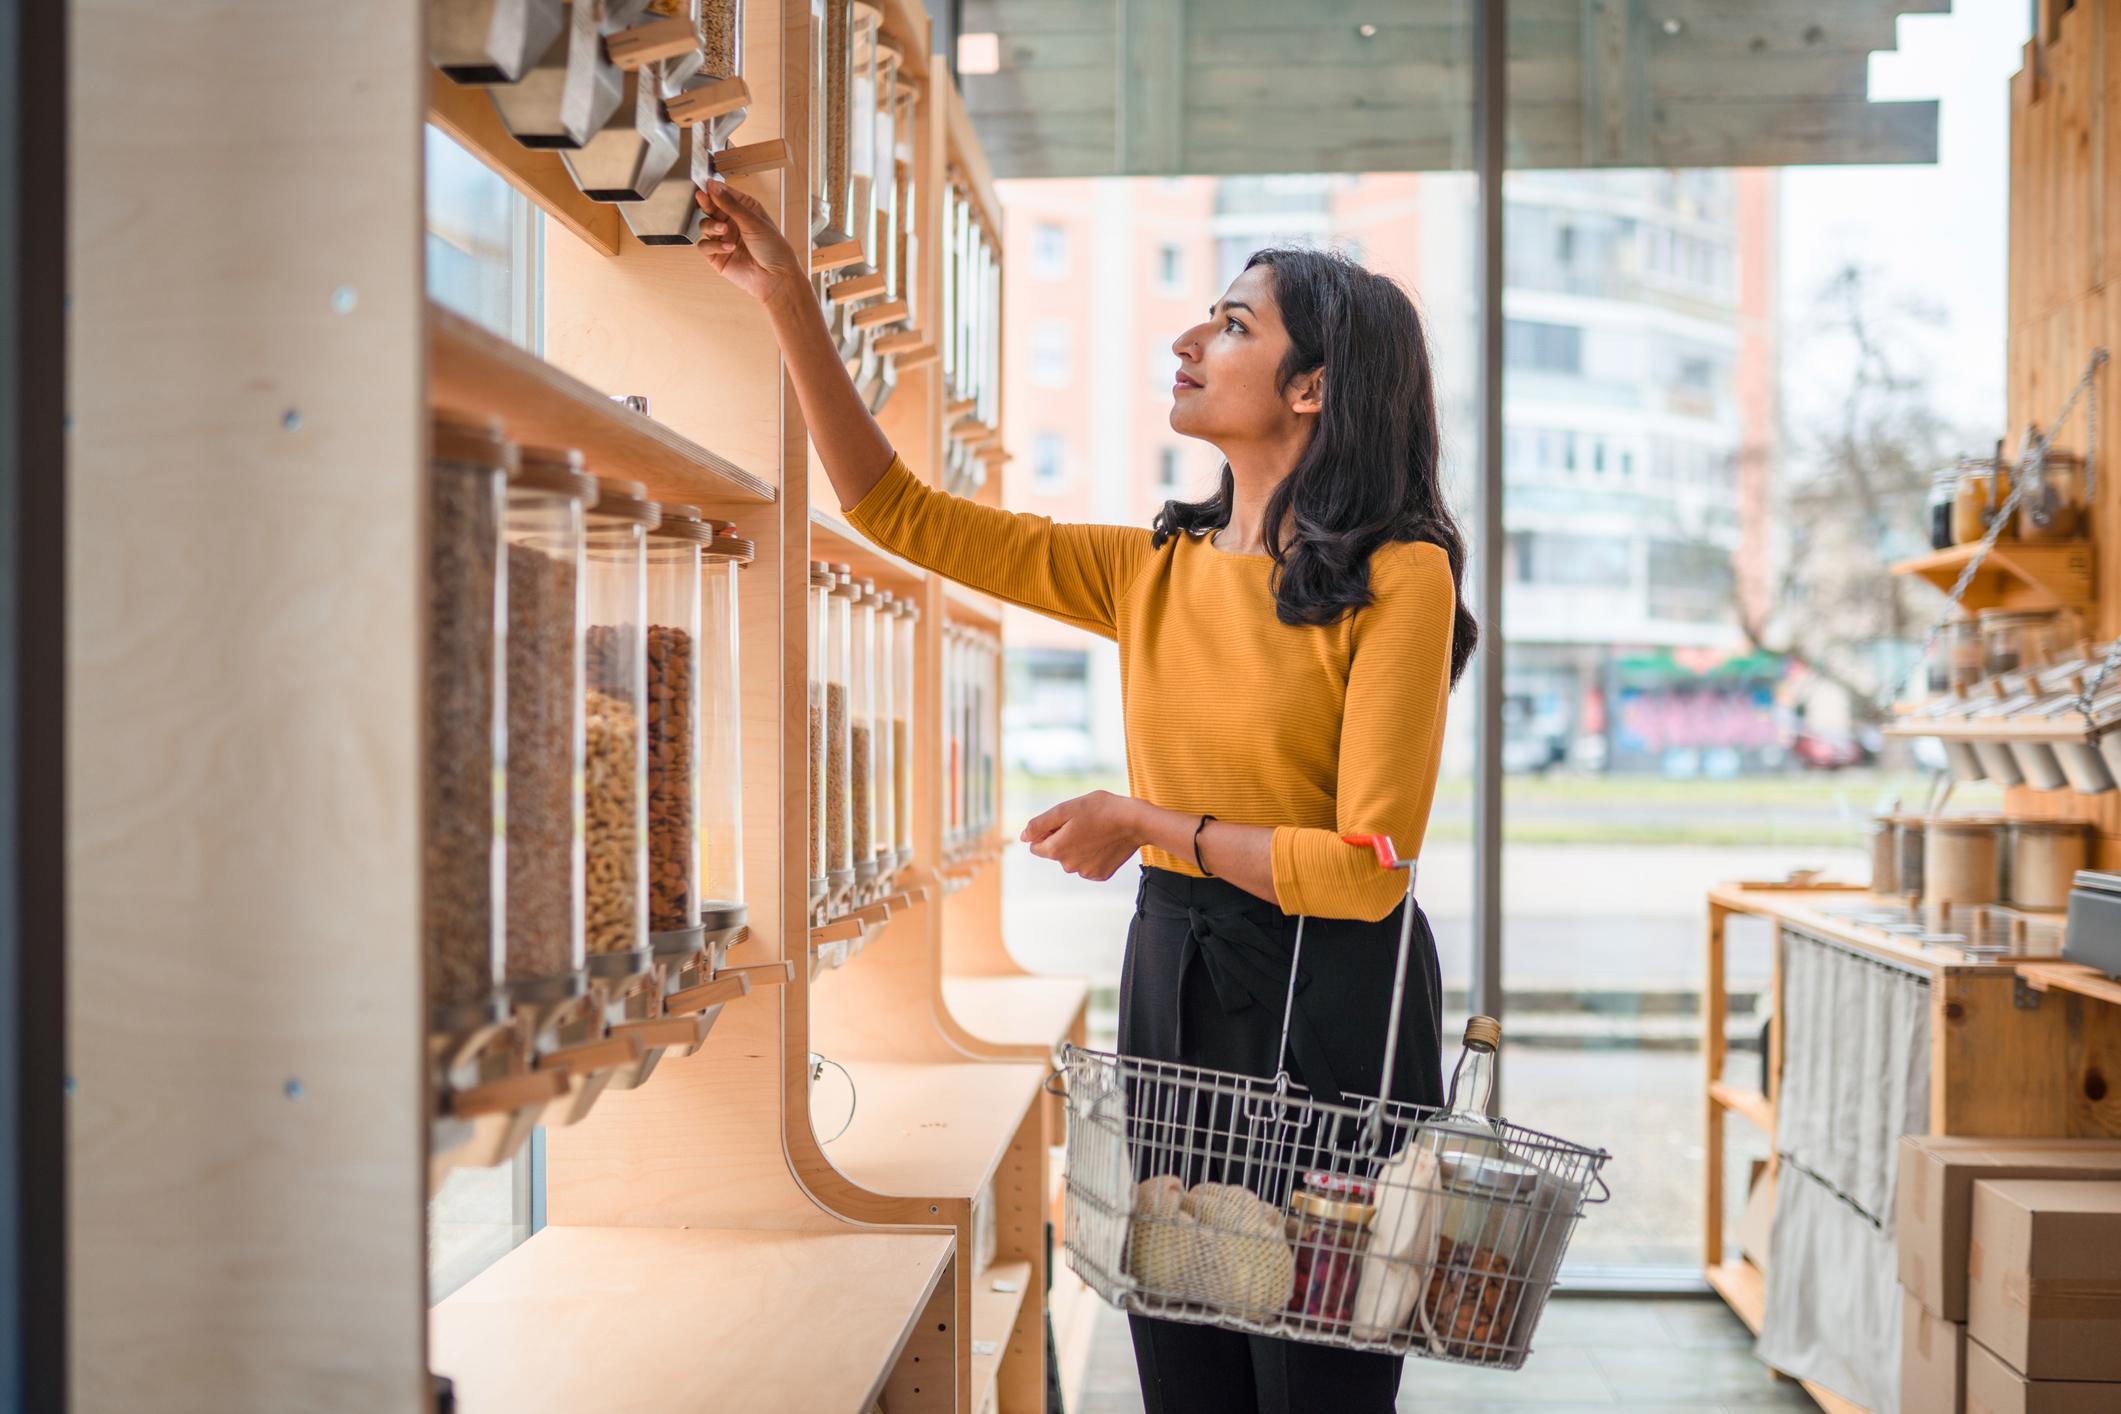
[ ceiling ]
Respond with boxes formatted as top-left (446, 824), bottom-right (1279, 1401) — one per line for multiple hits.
top-left (956, 0), bottom-right (1954, 178)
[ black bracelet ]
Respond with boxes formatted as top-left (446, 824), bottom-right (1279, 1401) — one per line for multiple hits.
top-left (1193, 813), bottom-right (1217, 877)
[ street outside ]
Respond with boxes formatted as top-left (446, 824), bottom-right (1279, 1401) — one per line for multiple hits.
top-left (1000, 767), bottom-right (1938, 1269)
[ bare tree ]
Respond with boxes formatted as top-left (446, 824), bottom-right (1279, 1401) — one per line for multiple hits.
top-left (1724, 263), bottom-right (1964, 725)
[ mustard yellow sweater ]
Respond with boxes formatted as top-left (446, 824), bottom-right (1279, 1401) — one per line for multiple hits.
top-left (848, 457), bottom-right (1456, 922)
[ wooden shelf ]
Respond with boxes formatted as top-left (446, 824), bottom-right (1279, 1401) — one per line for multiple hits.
top-left (810, 504), bottom-right (929, 590)
top-left (429, 303), bottom-right (775, 507)
top-left (2018, 959), bottom-right (2121, 1007)
top-left (430, 1225), bottom-right (954, 1414)
top-left (1708, 1081), bottom-right (1774, 1135)
top-left (943, 975), bottom-right (1088, 1052)
top-left (823, 1060), bottom-right (1046, 1198)
top-left (1705, 1258), bottom-right (1765, 1335)
top-left (944, 580), bottom-right (1005, 624)
top-left (1889, 539), bottom-right (2095, 612)
top-left (970, 1258), bottom-right (1033, 1414)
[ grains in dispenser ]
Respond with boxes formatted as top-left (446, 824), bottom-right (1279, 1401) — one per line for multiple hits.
top-left (700, 0), bottom-right (742, 79)
top-left (809, 685), bottom-right (825, 879)
top-left (851, 716), bottom-right (873, 863)
top-left (827, 680), bottom-right (850, 870)
top-left (505, 541), bottom-right (580, 981)
top-left (425, 425), bottom-right (506, 1016)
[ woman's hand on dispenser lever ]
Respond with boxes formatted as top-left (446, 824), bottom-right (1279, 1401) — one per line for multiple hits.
top-left (695, 182), bottom-right (804, 307)
top-left (693, 181), bottom-right (897, 508)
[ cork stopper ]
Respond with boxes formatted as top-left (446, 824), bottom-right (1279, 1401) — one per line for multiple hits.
top-left (1463, 1016), bottom-right (1501, 1051)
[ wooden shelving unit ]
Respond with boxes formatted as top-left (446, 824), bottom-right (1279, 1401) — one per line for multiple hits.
top-left (68, 1), bottom-right (1083, 1408)
top-left (1888, 539), bottom-right (2095, 613)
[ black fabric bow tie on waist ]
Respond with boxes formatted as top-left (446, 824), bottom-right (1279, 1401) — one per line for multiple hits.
top-left (1137, 877), bottom-right (1346, 1105)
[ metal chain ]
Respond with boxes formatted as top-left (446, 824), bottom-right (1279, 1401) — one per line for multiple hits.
top-left (1881, 348), bottom-right (2109, 713)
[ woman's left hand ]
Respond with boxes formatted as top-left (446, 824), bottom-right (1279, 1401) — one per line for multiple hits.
top-left (1021, 790), bottom-right (1146, 881)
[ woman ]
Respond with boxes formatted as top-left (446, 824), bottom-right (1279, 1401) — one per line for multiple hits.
top-left (695, 182), bottom-right (1476, 1414)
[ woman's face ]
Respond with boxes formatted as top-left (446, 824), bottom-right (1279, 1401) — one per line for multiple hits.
top-left (1168, 264), bottom-right (1317, 443)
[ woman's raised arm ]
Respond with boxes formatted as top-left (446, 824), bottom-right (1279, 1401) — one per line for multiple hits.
top-left (696, 182), bottom-right (894, 509)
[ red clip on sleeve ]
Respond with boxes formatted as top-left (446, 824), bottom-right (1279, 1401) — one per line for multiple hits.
top-left (1339, 834), bottom-right (1400, 869)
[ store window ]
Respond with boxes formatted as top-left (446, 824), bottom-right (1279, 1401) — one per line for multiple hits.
top-left (1509, 530), bottom-right (1633, 588)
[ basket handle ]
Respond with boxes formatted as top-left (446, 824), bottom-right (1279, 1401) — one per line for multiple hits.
top-left (1585, 1164), bottom-right (1613, 1205)
top-left (1259, 835), bottom-right (1419, 1148)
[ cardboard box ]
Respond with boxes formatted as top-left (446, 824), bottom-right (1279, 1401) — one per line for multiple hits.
top-left (1904, 1289), bottom-right (1967, 1414)
top-left (1967, 1179), bottom-right (2121, 1382)
top-left (1965, 1337), bottom-right (2120, 1414)
top-left (1896, 1136), bottom-right (2121, 1320)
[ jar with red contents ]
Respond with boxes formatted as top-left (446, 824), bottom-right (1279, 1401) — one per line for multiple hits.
top-left (1288, 1171), bottom-right (1375, 1326)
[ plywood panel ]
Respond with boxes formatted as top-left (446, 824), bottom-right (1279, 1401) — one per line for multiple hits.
top-left (68, 2), bottom-right (428, 1409)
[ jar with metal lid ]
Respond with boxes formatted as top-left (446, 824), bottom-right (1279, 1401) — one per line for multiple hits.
top-left (1951, 458), bottom-right (2010, 546)
top-left (582, 477), bottom-right (659, 987)
top-left (808, 563), bottom-right (835, 913)
top-left (643, 503), bottom-right (709, 953)
top-left (1288, 1171), bottom-right (1375, 1325)
top-left (1923, 817), bottom-right (2004, 908)
top-left (698, 522), bottom-right (753, 948)
top-left (2006, 820), bottom-right (2092, 909)
top-left (1892, 816), bottom-right (1928, 900)
top-left (826, 564), bottom-right (857, 910)
top-left (426, 415), bottom-right (512, 1033)
top-left (872, 590), bottom-right (896, 877)
top-left (850, 577), bottom-right (880, 891)
top-left (1868, 818), bottom-right (1898, 895)
top-left (1980, 609), bottom-right (2063, 680)
top-left (1426, 1146), bottom-right (1544, 1359)
top-left (502, 446), bottom-right (596, 1021)
top-left (1927, 467), bottom-right (1958, 551)
top-left (1945, 616), bottom-right (1984, 694)
top-left (2016, 447), bottom-right (2087, 543)
top-left (891, 597), bottom-right (917, 868)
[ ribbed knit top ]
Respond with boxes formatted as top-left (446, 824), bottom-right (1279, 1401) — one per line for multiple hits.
top-left (847, 457), bottom-right (1457, 922)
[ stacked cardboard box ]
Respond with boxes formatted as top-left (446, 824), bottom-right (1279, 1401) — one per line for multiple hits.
top-left (1894, 1138), bottom-right (2121, 1412)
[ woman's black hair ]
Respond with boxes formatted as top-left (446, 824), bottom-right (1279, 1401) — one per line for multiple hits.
top-left (1151, 247), bottom-right (1478, 686)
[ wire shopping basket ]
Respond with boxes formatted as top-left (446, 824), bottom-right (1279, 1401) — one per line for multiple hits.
top-left (1051, 835), bottom-right (1611, 1368)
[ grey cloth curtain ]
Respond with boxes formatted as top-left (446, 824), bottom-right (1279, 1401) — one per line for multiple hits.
top-left (1755, 928), bottom-right (1931, 1412)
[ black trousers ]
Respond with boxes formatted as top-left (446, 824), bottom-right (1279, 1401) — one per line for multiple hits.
top-left (1117, 867), bottom-right (1445, 1414)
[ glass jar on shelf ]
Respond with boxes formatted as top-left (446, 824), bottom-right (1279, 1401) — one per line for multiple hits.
top-left (699, 521), bottom-right (754, 951)
top-left (892, 596), bottom-right (917, 869)
top-left (815, 0), bottom-right (854, 245)
top-left (1979, 608), bottom-right (2064, 681)
top-left (426, 415), bottom-right (511, 1035)
top-left (1288, 1171), bottom-right (1375, 1326)
top-left (982, 633), bottom-right (1000, 838)
top-left (582, 477), bottom-right (660, 993)
top-left (1927, 467), bottom-right (1958, 551)
top-left (848, 4), bottom-right (880, 264)
top-left (826, 564), bottom-right (857, 911)
top-left (502, 445), bottom-right (596, 1026)
top-left (1945, 615), bottom-right (1984, 693)
top-left (643, 502), bottom-right (710, 961)
top-left (851, 577), bottom-right (880, 893)
top-left (872, 34), bottom-right (902, 298)
top-left (872, 590), bottom-right (897, 880)
top-left (698, 0), bottom-right (744, 83)
top-left (809, 562), bottom-right (836, 915)
top-left (1950, 458), bottom-right (2010, 546)
top-left (2016, 447), bottom-right (2088, 543)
